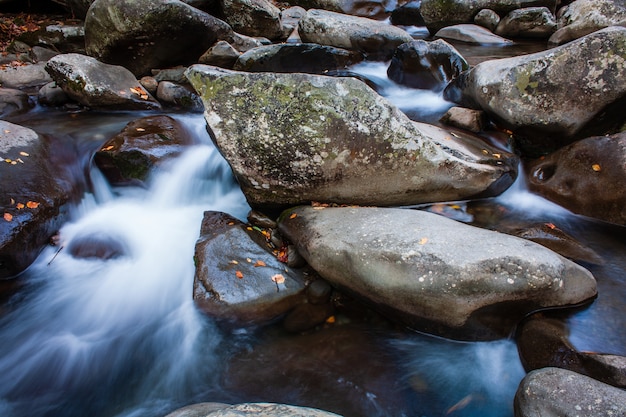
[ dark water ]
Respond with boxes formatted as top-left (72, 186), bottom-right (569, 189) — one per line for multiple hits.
top-left (0, 41), bottom-right (624, 417)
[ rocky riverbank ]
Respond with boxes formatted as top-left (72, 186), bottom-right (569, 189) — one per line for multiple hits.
top-left (1, 0), bottom-right (625, 416)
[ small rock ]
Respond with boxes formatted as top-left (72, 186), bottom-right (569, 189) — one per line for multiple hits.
top-left (474, 9), bottom-right (500, 32)
top-left (439, 106), bottom-right (487, 132)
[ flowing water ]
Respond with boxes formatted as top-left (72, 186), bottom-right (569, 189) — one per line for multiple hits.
top-left (0, 51), bottom-right (624, 417)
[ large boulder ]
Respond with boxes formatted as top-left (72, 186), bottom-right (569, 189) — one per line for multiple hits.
top-left (287, 0), bottom-right (394, 20)
top-left (221, 0), bottom-right (283, 40)
top-left (167, 402), bottom-right (342, 417)
top-left (45, 53), bottom-right (161, 110)
top-left (277, 206), bottom-right (597, 340)
top-left (514, 367), bottom-right (626, 416)
top-left (387, 39), bottom-right (468, 91)
top-left (0, 121), bottom-right (80, 279)
top-left (193, 211), bottom-right (307, 324)
top-left (84, 0), bottom-right (233, 76)
top-left (234, 43), bottom-right (363, 74)
top-left (420, 0), bottom-right (557, 33)
top-left (494, 6), bottom-right (557, 38)
top-left (185, 65), bottom-right (518, 212)
top-left (297, 9), bottom-right (414, 60)
top-left (526, 132), bottom-right (626, 226)
top-left (444, 27), bottom-right (626, 155)
top-left (94, 115), bottom-right (194, 186)
top-left (435, 24), bottom-right (514, 45)
top-left (549, 0), bottom-right (626, 45)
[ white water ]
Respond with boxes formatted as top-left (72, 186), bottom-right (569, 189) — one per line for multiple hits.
top-left (0, 119), bottom-right (250, 416)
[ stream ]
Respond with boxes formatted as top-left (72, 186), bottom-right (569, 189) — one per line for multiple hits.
top-left (0, 40), bottom-right (624, 417)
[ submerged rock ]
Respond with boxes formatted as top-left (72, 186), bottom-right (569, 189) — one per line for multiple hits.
top-left (94, 115), bottom-right (193, 186)
top-left (515, 367), bottom-right (626, 416)
top-left (445, 27), bottom-right (626, 155)
top-left (186, 65), bottom-right (517, 212)
top-left (526, 132), bottom-right (626, 226)
top-left (45, 53), bottom-right (161, 110)
top-left (278, 206), bottom-right (597, 340)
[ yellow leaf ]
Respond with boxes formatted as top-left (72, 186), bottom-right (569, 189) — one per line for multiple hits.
top-left (271, 274), bottom-right (285, 284)
top-left (229, 260), bottom-right (239, 265)
top-left (591, 164), bottom-right (601, 172)
top-left (325, 315), bottom-right (336, 324)
top-left (10, 198), bottom-right (15, 205)
top-left (246, 258), bottom-right (252, 263)
top-left (289, 213), bottom-right (297, 219)
top-left (16, 203), bottom-right (24, 209)
top-left (136, 128), bottom-right (146, 132)
top-left (254, 260), bottom-right (266, 267)
top-left (102, 145), bottom-right (114, 151)
top-left (419, 237), bottom-right (428, 245)
top-left (26, 201), bottom-right (40, 209)
top-left (19, 151), bottom-right (29, 157)
top-left (235, 270), bottom-right (244, 279)
top-left (3, 212), bottom-right (13, 222)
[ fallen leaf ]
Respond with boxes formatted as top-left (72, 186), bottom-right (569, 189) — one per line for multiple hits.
top-left (325, 315), bottom-right (336, 324)
top-left (591, 164), bottom-right (601, 172)
top-left (227, 221), bottom-right (235, 225)
top-left (271, 274), bottom-right (285, 284)
top-left (229, 260), bottom-right (239, 265)
top-left (419, 237), bottom-right (428, 245)
top-left (246, 258), bottom-right (252, 263)
top-left (136, 128), bottom-right (146, 132)
top-left (19, 151), bottom-right (29, 157)
top-left (254, 260), bottom-right (266, 267)
top-left (546, 222), bottom-right (557, 230)
top-left (445, 394), bottom-right (473, 415)
top-left (3, 212), bottom-right (13, 221)
top-left (16, 203), bottom-right (24, 209)
top-left (10, 198), bottom-right (15, 205)
top-left (235, 270), bottom-right (244, 279)
top-left (492, 153), bottom-right (501, 158)
top-left (102, 145), bottom-right (114, 151)
top-left (26, 201), bottom-right (40, 209)
top-left (289, 213), bottom-right (297, 219)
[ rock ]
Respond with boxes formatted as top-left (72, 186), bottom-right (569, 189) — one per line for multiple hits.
top-left (67, 233), bottom-right (128, 260)
top-left (224, 324), bottom-right (410, 416)
top-left (234, 43), bottom-right (363, 74)
top-left (0, 121), bottom-right (80, 279)
top-left (283, 302), bottom-right (335, 332)
top-left (45, 53), bottom-right (161, 110)
top-left (549, 0), bottom-right (626, 45)
top-left (153, 67), bottom-right (188, 84)
top-left (517, 314), bottom-right (626, 388)
top-left (298, 9), bottom-right (414, 60)
top-left (139, 76), bottom-right (158, 95)
top-left (306, 278), bottom-right (332, 304)
top-left (474, 8), bottom-right (500, 31)
top-left (278, 206), bottom-right (597, 340)
top-left (186, 65), bottom-right (518, 212)
top-left (198, 41), bottom-right (241, 69)
top-left (17, 23), bottom-right (85, 54)
top-left (94, 115), bottom-right (194, 186)
top-left (193, 211), bottom-right (306, 324)
top-left (37, 82), bottom-right (70, 107)
top-left (514, 367), bottom-right (626, 416)
top-left (156, 81), bottom-right (203, 112)
top-left (204, 403), bottom-right (342, 417)
top-left (292, 0), bottom-right (395, 20)
top-left (0, 88), bottom-right (32, 117)
top-left (420, 0), bottom-right (557, 33)
top-left (526, 132), bottom-right (626, 226)
top-left (221, 0), bottom-right (282, 40)
top-left (164, 402), bottom-right (231, 417)
top-left (230, 32), bottom-right (265, 53)
top-left (84, 0), bottom-right (233, 76)
top-left (280, 6), bottom-right (307, 39)
top-left (387, 39), bottom-right (468, 91)
top-left (30, 46), bottom-right (59, 63)
top-left (495, 7), bottom-right (557, 38)
top-left (444, 27), bottom-right (626, 155)
top-left (439, 106), bottom-right (487, 132)
top-left (0, 63), bottom-right (52, 89)
top-left (390, 0), bottom-right (426, 27)
top-left (435, 24), bottom-right (514, 45)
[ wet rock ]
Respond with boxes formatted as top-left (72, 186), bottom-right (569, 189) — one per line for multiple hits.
top-left (495, 7), bottom-right (557, 38)
top-left (439, 106), bottom-right (487, 133)
top-left (198, 41), bottom-right (241, 69)
top-left (94, 115), bottom-right (193, 186)
top-left (280, 6), bottom-right (306, 40)
top-left (0, 63), bottom-right (52, 89)
top-left (139, 76), bottom-right (158, 95)
top-left (186, 65), bottom-right (518, 212)
top-left (234, 43), bottom-right (363, 74)
top-left (153, 67), bottom-right (189, 84)
top-left (230, 32), bottom-right (266, 53)
top-left (37, 82), bottom-right (70, 107)
top-left (420, 0), bottom-right (557, 34)
top-left (193, 211), bottom-right (306, 324)
top-left (390, 0), bottom-right (426, 27)
top-left (387, 39), bottom-right (468, 91)
top-left (549, 0), bottom-right (626, 45)
top-left (0, 121), bottom-right (79, 279)
top-left (199, 403), bottom-right (342, 417)
top-left (516, 314), bottom-right (626, 388)
top-left (298, 9), bottom-right (413, 60)
top-left (435, 24), bottom-right (514, 45)
top-left (221, 0), bottom-right (282, 40)
top-left (278, 206), bottom-right (597, 340)
top-left (164, 402), bottom-right (230, 417)
top-left (67, 233), bottom-right (127, 260)
top-left (45, 53), bottom-right (161, 110)
top-left (307, 279), bottom-right (332, 305)
top-left (30, 46), bottom-right (59, 63)
top-left (17, 23), bottom-right (85, 54)
top-left (514, 367), bottom-right (626, 416)
top-left (0, 88), bottom-right (32, 117)
top-left (247, 210), bottom-right (277, 229)
top-left (156, 81), bottom-right (203, 112)
top-left (526, 132), bottom-right (626, 226)
top-left (474, 8), bottom-right (500, 32)
top-left (445, 27), bottom-right (626, 155)
top-left (283, 302), bottom-right (335, 332)
top-left (293, 0), bottom-right (395, 20)
top-left (224, 324), bottom-right (411, 416)
top-left (84, 0), bottom-right (233, 76)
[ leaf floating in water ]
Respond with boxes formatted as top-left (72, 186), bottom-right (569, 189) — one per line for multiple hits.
top-left (3, 212), bottom-right (12, 222)
top-left (9, 198), bottom-right (15, 205)
top-left (235, 270), bottom-right (244, 279)
top-left (26, 201), bottom-right (40, 209)
top-left (591, 163), bottom-right (601, 172)
top-left (254, 260), bottom-right (266, 267)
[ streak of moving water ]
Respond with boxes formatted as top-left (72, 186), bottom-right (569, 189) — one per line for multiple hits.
top-left (0, 119), bottom-right (250, 417)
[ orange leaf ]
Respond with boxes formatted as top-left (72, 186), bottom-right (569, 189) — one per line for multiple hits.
top-left (26, 201), bottom-right (40, 209)
top-left (271, 274), bottom-right (285, 284)
top-left (254, 260), bottom-right (266, 267)
top-left (591, 164), bottom-right (601, 172)
top-left (235, 270), bottom-right (244, 279)
top-left (16, 203), bottom-right (24, 209)
top-left (289, 213), bottom-right (297, 219)
top-left (418, 237), bottom-right (428, 245)
top-left (546, 222), bottom-right (557, 230)
top-left (19, 151), bottom-right (29, 157)
top-left (325, 315), bottom-right (336, 324)
top-left (102, 145), bottom-right (114, 151)
top-left (3, 212), bottom-right (12, 222)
